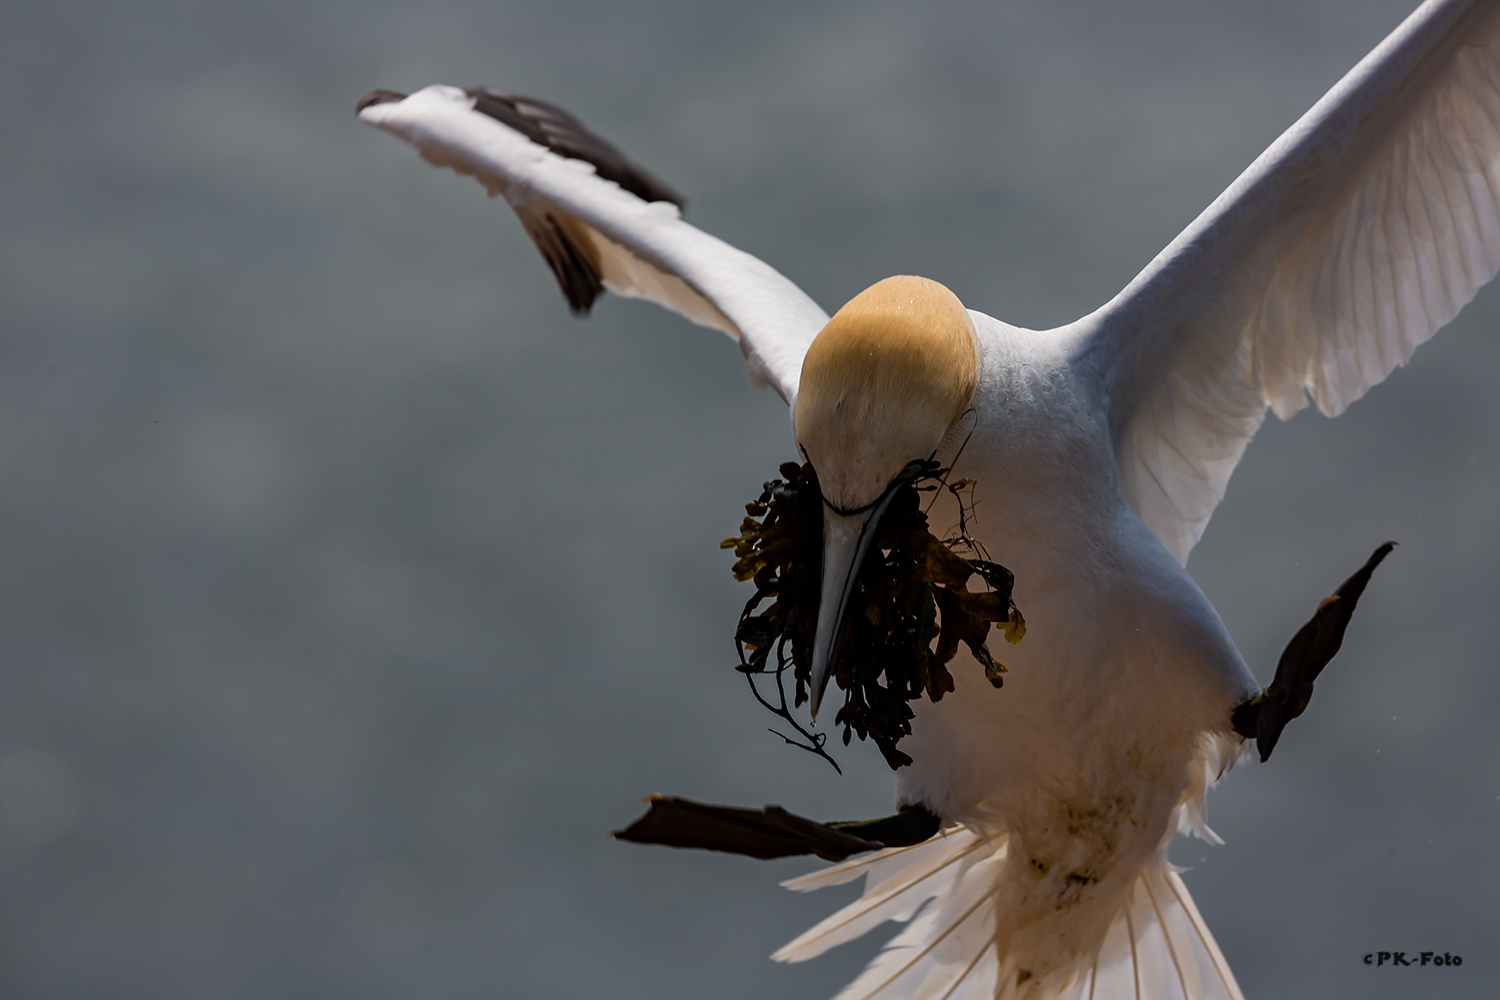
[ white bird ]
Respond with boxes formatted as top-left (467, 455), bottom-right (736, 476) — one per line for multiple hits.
top-left (357, 1), bottom-right (1500, 997)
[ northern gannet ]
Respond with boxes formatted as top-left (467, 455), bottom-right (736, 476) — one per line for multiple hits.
top-left (356, 1), bottom-right (1500, 996)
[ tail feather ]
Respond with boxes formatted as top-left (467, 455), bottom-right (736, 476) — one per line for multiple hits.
top-left (1154, 866), bottom-right (1243, 1000)
top-left (776, 826), bottom-right (1244, 1000)
top-left (829, 844), bottom-right (1007, 1000)
top-left (1085, 862), bottom-right (1243, 1000)
top-left (776, 827), bottom-right (991, 962)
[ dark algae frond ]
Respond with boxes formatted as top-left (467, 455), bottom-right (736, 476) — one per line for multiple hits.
top-left (723, 461), bottom-right (1024, 771)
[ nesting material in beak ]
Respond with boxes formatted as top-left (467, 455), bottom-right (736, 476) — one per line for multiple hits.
top-left (724, 460), bottom-right (1024, 771)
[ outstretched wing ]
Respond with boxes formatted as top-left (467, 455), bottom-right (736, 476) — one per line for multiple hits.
top-left (1074, 0), bottom-right (1500, 564)
top-left (357, 86), bottom-right (829, 403)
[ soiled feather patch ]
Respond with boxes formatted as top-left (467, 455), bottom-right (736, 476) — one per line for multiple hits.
top-left (723, 461), bottom-right (1024, 771)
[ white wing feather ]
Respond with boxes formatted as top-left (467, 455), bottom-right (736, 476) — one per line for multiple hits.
top-left (359, 86), bottom-right (829, 403)
top-left (1078, 0), bottom-right (1500, 563)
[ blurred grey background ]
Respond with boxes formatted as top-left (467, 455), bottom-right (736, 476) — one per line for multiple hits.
top-left (1, 0), bottom-right (1496, 997)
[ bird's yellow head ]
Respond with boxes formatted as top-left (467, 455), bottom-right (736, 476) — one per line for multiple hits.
top-left (793, 275), bottom-right (978, 512)
top-left (792, 275), bottom-right (979, 717)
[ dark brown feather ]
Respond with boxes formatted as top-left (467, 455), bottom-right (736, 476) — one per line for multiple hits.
top-left (517, 211), bottom-right (605, 315)
top-left (463, 89), bottom-right (685, 314)
top-left (357, 87), bottom-right (685, 315)
top-left (465, 88), bottom-right (685, 207)
top-left (355, 89), bottom-right (407, 114)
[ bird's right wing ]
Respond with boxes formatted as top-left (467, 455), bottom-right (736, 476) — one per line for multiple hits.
top-left (1075, 0), bottom-right (1500, 564)
top-left (358, 86), bottom-right (829, 404)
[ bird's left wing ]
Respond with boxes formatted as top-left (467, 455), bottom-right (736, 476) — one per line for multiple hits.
top-left (358, 86), bottom-right (829, 403)
top-left (1075, 0), bottom-right (1500, 564)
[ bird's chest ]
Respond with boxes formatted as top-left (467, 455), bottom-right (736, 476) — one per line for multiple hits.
top-left (895, 350), bottom-right (1248, 828)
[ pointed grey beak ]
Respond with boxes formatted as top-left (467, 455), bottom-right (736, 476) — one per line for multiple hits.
top-left (808, 494), bottom-right (899, 719)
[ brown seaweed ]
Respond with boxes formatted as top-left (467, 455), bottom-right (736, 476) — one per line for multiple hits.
top-left (722, 461), bottom-right (1023, 771)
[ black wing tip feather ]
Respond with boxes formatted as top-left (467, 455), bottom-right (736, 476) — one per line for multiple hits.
top-left (356, 89), bottom-right (407, 115)
top-left (357, 85), bottom-right (679, 316)
top-left (463, 87), bottom-right (686, 208)
top-left (537, 215), bottom-right (605, 315)
top-left (462, 87), bottom-right (686, 315)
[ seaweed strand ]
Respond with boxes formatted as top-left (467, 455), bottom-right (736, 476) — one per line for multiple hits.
top-left (723, 460), bottom-right (1022, 772)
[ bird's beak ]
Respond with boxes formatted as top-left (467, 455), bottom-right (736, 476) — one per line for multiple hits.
top-left (808, 494), bottom-right (897, 720)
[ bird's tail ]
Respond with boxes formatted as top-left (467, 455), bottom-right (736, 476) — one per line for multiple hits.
top-left (774, 825), bottom-right (1243, 1000)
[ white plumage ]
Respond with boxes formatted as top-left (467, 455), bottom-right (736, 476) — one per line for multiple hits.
top-left (358, 1), bottom-right (1500, 997)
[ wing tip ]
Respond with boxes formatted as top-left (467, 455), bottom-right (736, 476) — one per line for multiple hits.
top-left (356, 89), bottom-right (407, 117)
